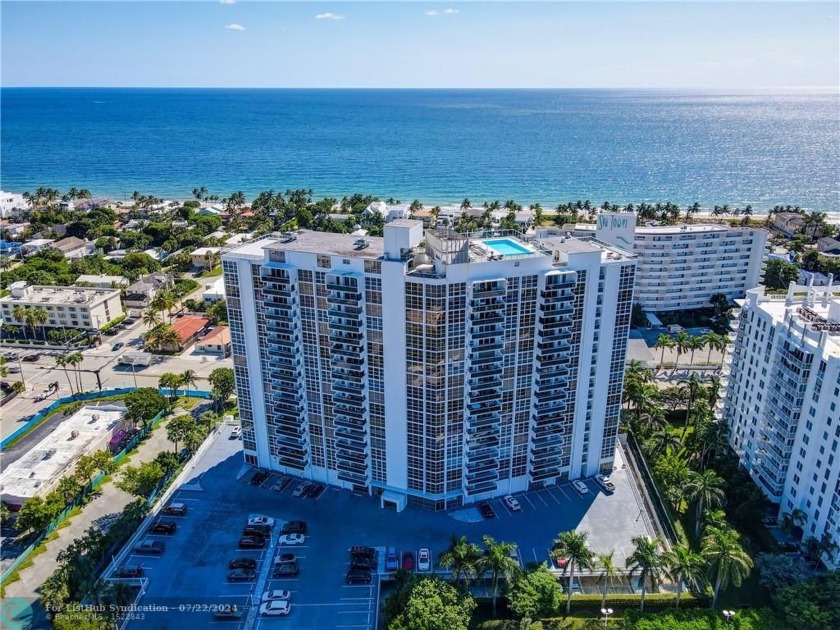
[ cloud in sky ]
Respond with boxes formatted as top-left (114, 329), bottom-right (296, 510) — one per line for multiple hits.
top-left (425, 10), bottom-right (439, 16)
top-left (315, 12), bottom-right (343, 20)
top-left (224, 23), bottom-right (245, 31)
top-left (444, 8), bottom-right (459, 14)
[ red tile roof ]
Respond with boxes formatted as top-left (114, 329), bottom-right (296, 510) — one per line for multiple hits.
top-left (171, 315), bottom-right (210, 343)
top-left (197, 326), bottom-right (230, 346)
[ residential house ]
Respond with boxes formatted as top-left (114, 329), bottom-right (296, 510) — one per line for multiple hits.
top-left (0, 191), bottom-right (31, 218)
top-left (161, 315), bottom-right (210, 353)
top-left (817, 237), bottom-right (840, 256)
top-left (123, 273), bottom-right (173, 316)
top-left (21, 239), bottom-right (55, 257)
top-left (0, 222), bottom-right (30, 238)
top-left (190, 247), bottom-right (221, 269)
top-left (772, 212), bottom-right (805, 237)
top-left (74, 274), bottom-right (130, 289)
top-left (202, 276), bottom-right (225, 302)
top-left (51, 237), bottom-right (95, 260)
top-left (194, 326), bottom-right (231, 357)
top-left (0, 241), bottom-right (23, 257)
top-left (74, 198), bottom-right (117, 212)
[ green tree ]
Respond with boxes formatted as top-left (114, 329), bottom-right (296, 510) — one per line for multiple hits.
top-left (774, 570), bottom-right (840, 630)
top-left (702, 526), bottom-right (754, 608)
top-left (755, 553), bottom-right (813, 593)
top-left (124, 387), bottom-right (168, 429)
top-left (662, 543), bottom-right (707, 608)
top-left (507, 563), bottom-right (561, 620)
top-left (207, 298), bottom-right (228, 324)
top-left (550, 530), bottom-right (595, 614)
top-left (16, 496), bottom-right (57, 534)
top-left (596, 551), bottom-right (620, 610)
top-left (477, 535), bottom-right (521, 616)
top-left (91, 449), bottom-right (116, 476)
top-left (764, 258), bottom-right (800, 291)
top-left (655, 333), bottom-right (675, 370)
top-left (180, 369), bottom-right (197, 397)
top-left (116, 461), bottom-right (165, 498)
top-left (388, 576), bottom-right (475, 630)
top-left (158, 372), bottom-right (181, 402)
top-left (625, 535), bottom-right (665, 612)
top-left (438, 534), bottom-right (483, 588)
top-left (685, 469), bottom-right (726, 538)
top-left (55, 353), bottom-right (76, 394)
top-left (154, 451), bottom-right (181, 475)
top-left (649, 424), bottom-right (682, 456)
top-left (208, 367), bottom-right (235, 411)
top-left (166, 415), bottom-right (195, 453)
top-left (673, 331), bottom-right (691, 373)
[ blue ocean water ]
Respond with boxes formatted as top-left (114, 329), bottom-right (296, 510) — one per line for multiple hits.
top-left (1, 88), bottom-right (838, 211)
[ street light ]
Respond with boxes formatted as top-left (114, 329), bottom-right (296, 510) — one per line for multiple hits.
top-left (601, 608), bottom-right (613, 629)
top-left (722, 610), bottom-right (736, 623)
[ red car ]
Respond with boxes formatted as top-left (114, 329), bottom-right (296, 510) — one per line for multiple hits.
top-left (402, 550), bottom-right (415, 571)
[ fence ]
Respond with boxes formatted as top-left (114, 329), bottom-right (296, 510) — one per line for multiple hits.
top-left (0, 396), bottom-right (182, 585)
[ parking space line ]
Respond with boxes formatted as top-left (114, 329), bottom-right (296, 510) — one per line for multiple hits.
top-left (497, 500), bottom-right (513, 516)
top-left (544, 488), bottom-right (562, 505)
top-left (535, 492), bottom-right (549, 507)
top-left (554, 485), bottom-right (571, 500)
top-left (532, 548), bottom-right (539, 562)
top-left (522, 494), bottom-right (537, 510)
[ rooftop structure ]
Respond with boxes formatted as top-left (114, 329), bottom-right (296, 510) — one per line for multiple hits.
top-left (0, 282), bottom-right (124, 330)
top-left (0, 404), bottom-right (127, 507)
top-left (74, 274), bottom-right (130, 288)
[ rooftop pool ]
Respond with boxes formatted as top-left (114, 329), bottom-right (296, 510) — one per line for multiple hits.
top-left (481, 238), bottom-right (534, 257)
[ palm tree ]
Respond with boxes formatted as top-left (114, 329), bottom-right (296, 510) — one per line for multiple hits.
top-left (596, 551), bottom-right (619, 609)
top-left (662, 544), bottom-right (706, 608)
top-left (673, 331), bottom-right (690, 373)
top-left (25, 307), bottom-right (40, 340)
top-left (142, 307), bottom-right (162, 329)
top-left (32, 307), bottom-right (49, 340)
top-left (551, 530), bottom-right (595, 614)
top-left (682, 373), bottom-right (705, 438)
top-left (625, 535), bottom-right (664, 612)
top-left (12, 305), bottom-right (28, 339)
top-left (180, 369), bottom-right (197, 397)
top-left (649, 425), bottom-right (682, 456)
top-left (477, 536), bottom-right (521, 616)
top-left (158, 372), bottom-right (180, 402)
top-left (56, 354), bottom-right (75, 394)
top-left (702, 526), bottom-right (753, 608)
top-left (67, 352), bottom-right (84, 392)
top-left (686, 335), bottom-right (704, 366)
top-left (684, 469), bottom-right (726, 538)
top-left (438, 535), bottom-right (482, 588)
top-left (655, 334), bottom-right (675, 371)
top-left (0, 256), bottom-right (12, 271)
top-left (460, 198), bottom-right (472, 211)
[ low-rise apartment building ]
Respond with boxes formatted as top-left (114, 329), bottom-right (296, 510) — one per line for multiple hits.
top-left (0, 282), bottom-right (124, 331)
top-left (720, 281), bottom-right (840, 568)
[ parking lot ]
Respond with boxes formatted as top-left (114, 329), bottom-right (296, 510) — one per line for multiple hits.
top-left (120, 430), bottom-right (657, 629)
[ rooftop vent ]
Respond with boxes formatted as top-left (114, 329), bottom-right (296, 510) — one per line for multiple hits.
top-left (281, 231), bottom-right (297, 243)
top-left (354, 238), bottom-right (370, 250)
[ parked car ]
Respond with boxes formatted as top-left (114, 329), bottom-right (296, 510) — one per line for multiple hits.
top-left (306, 483), bottom-right (325, 499)
top-left (281, 520), bottom-right (307, 535)
top-left (112, 342), bottom-right (124, 351)
top-left (3, 353), bottom-right (19, 361)
top-left (230, 426), bottom-right (242, 439)
top-left (104, 329), bottom-right (119, 336)
top-left (385, 547), bottom-right (398, 571)
top-left (261, 590), bottom-right (291, 602)
top-left (478, 501), bottom-right (496, 519)
top-left (274, 552), bottom-right (296, 565)
top-left (133, 540), bottom-right (165, 555)
top-left (22, 354), bottom-right (41, 362)
top-left (243, 524), bottom-right (271, 537)
top-left (228, 557), bottom-right (257, 570)
top-left (162, 502), bottom-right (187, 516)
top-left (292, 482), bottom-right (310, 498)
top-left (272, 563), bottom-right (300, 578)
top-left (401, 550), bottom-right (415, 571)
top-left (259, 601), bottom-right (291, 617)
top-left (248, 514), bottom-right (276, 527)
top-left (239, 535), bottom-right (266, 549)
top-left (503, 495), bottom-right (522, 511)
top-left (278, 533), bottom-right (305, 546)
top-left (273, 476), bottom-right (292, 492)
top-left (346, 569), bottom-right (372, 585)
top-left (571, 479), bottom-right (589, 495)
top-left (114, 566), bottom-right (144, 578)
top-left (214, 606), bottom-right (244, 621)
top-left (7, 365), bottom-right (21, 373)
top-left (417, 548), bottom-right (431, 572)
top-left (251, 470), bottom-right (270, 485)
top-left (227, 568), bottom-right (256, 582)
top-left (149, 520), bottom-right (177, 535)
top-left (594, 474), bottom-right (615, 493)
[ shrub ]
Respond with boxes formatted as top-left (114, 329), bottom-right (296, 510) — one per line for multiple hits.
top-left (564, 592), bottom-right (709, 612)
top-left (624, 607), bottom-right (782, 630)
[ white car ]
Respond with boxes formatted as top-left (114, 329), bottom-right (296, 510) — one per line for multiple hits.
top-left (571, 479), bottom-right (589, 495)
top-left (261, 590), bottom-right (291, 602)
top-left (259, 601), bottom-right (291, 617)
top-left (248, 514), bottom-right (275, 527)
top-left (278, 533), bottom-right (305, 546)
top-left (417, 548), bottom-right (431, 572)
top-left (594, 474), bottom-right (615, 493)
top-left (503, 495), bottom-right (522, 511)
top-left (231, 426), bottom-right (242, 439)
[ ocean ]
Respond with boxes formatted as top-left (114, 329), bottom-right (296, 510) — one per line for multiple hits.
top-left (1, 88), bottom-right (838, 211)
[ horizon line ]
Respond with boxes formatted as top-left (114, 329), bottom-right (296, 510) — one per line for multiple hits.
top-left (2, 85), bottom-right (839, 91)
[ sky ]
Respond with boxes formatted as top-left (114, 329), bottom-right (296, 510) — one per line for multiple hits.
top-left (2, 1), bottom-right (838, 88)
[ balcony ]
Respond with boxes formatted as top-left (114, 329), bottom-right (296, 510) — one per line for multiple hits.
top-left (327, 302), bottom-right (363, 315)
top-left (465, 479), bottom-right (498, 495)
top-left (337, 469), bottom-right (369, 485)
top-left (335, 425), bottom-right (367, 440)
top-left (332, 379), bottom-right (364, 395)
top-left (334, 403), bottom-right (365, 418)
top-left (533, 389), bottom-right (565, 402)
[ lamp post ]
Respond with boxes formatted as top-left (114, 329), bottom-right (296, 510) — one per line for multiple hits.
top-left (722, 610), bottom-right (736, 623)
top-left (601, 608), bottom-right (613, 629)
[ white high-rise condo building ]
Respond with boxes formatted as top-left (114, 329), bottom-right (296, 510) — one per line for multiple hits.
top-left (223, 222), bottom-right (636, 511)
top-left (564, 218), bottom-right (767, 312)
top-left (721, 280), bottom-right (840, 568)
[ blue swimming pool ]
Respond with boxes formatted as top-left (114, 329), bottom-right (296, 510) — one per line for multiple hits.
top-left (483, 238), bottom-right (533, 257)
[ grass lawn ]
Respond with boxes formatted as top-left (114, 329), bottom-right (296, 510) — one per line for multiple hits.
top-left (199, 267), bottom-right (222, 278)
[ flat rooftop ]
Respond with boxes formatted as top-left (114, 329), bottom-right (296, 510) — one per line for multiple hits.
top-left (0, 284), bottom-right (119, 305)
top-left (573, 222), bottom-right (751, 235)
top-left (0, 404), bottom-right (125, 502)
top-left (227, 231), bottom-right (385, 260)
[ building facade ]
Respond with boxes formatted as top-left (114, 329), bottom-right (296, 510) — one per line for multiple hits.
top-left (563, 219), bottom-right (767, 312)
top-left (222, 222), bottom-right (636, 511)
top-left (0, 282), bottom-right (124, 331)
top-left (720, 281), bottom-right (840, 568)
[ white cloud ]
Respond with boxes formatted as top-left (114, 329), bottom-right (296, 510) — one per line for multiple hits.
top-left (225, 23), bottom-right (246, 31)
top-left (219, 0), bottom-right (236, 4)
top-left (443, 8), bottom-right (459, 14)
top-left (315, 12), bottom-right (343, 20)
top-left (425, 10), bottom-right (439, 16)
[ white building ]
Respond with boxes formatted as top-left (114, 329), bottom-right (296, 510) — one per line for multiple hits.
top-left (190, 247), bottom-right (221, 269)
top-left (74, 274), bottom-right (130, 289)
top-left (0, 191), bottom-right (31, 218)
top-left (0, 282), bottom-right (124, 331)
top-left (20, 238), bottom-right (55, 257)
top-left (363, 201), bottom-right (411, 223)
top-left (562, 216), bottom-right (767, 312)
top-left (721, 281), bottom-right (840, 568)
top-left (222, 222), bottom-right (636, 511)
top-left (202, 276), bottom-right (225, 302)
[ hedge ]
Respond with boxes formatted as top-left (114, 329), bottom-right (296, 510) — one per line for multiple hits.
top-left (564, 592), bottom-right (709, 612)
top-left (100, 314), bottom-right (126, 333)
top-left (624, 608), bottom-right (784, 630)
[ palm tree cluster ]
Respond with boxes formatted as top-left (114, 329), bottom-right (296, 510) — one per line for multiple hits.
top-left (158, 370), bottom-right (198, 402)
top-left (10, 305), bottom-right (49, 340)
top-left (131, 190), bottom-right (166, 212)
top-left (655, 330), bottom-right (729, 373)
top-left (55, 352), bottom-right (85, 393)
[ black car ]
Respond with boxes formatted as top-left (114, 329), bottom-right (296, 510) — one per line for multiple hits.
top-left (350, 545), bottom-right (377, 558)
top-left (272, 563), bottom-right (300, 578)
top-left (251, 470), bottom-right (270, 485)
top-left (243, 525), bottom-right (271, 538)
top-left (228, 557), bottom-right (258, 570)
top-left (281, 520), bottom-right (308, 535)
top-left (351, 557), bottom-right (376, 571)
top-left (134, 540), bottom-right (165, 555)
top-left (214, 607), bottom-right (244, 621)
top-left (478, 501), bottom-right (496, 519)
top-left (239, 535), bottom-right (266, 549)
top-left (306, 483), bottom-right (325, 499)
top-left (114, 566), bottom-right (144, 578)
top-left (162, 503), bottom-right (188, 516)
top-left (149, 520), bottom-right (177, 535)
top-left (113, 342), bottom-right (125, 351)
top-left (275, 552), bottom-right (296, 565)
top-left (22, 354), bottom-right (41, 362)
top-left (227, 568), bottom-right (256, 582)
top-left (104, 328), bottom-right (119, 336)
top-left (346, 569), bottom-right (372, 585)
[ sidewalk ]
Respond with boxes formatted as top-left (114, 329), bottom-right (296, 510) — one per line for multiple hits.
top-left (4, 418), bottom-right (173, 603)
